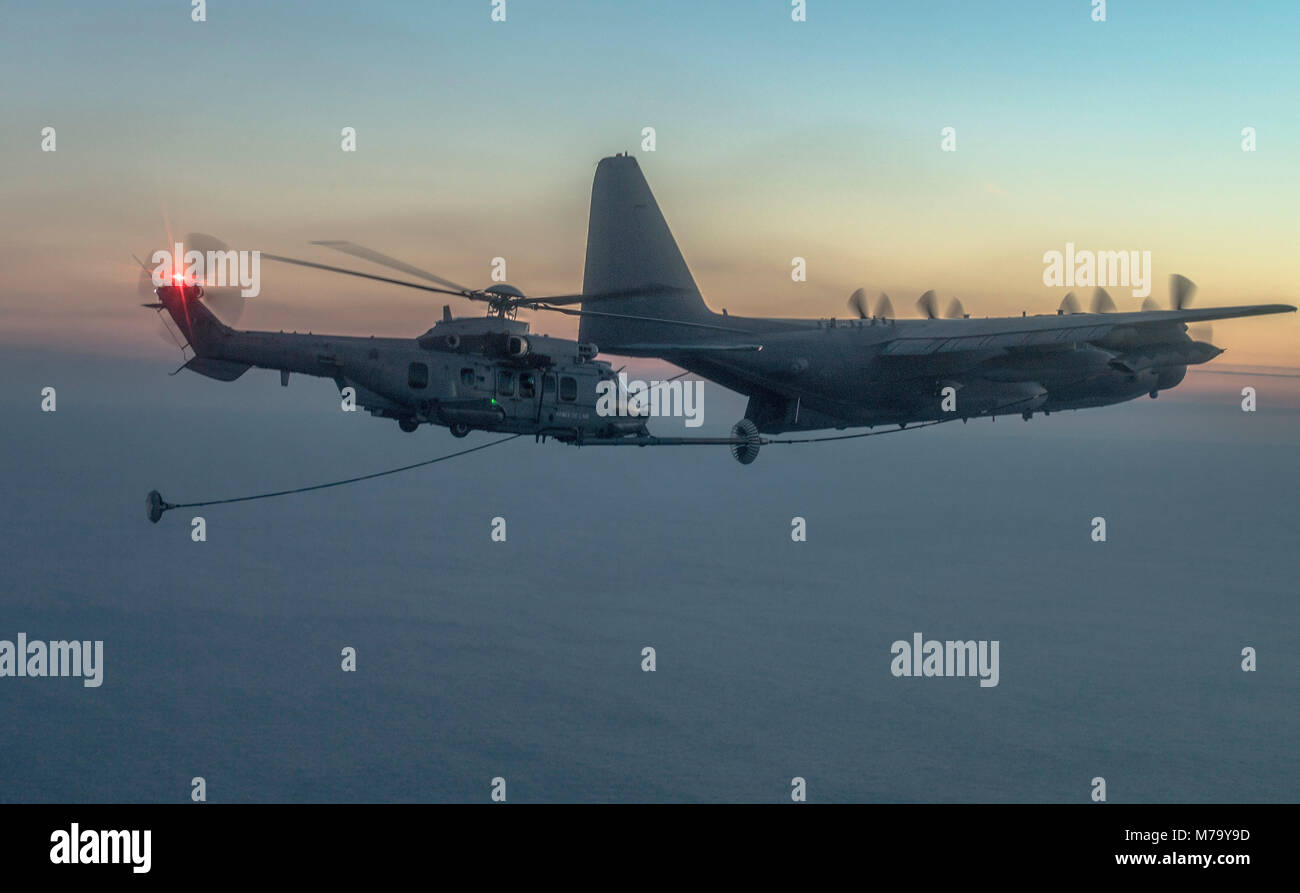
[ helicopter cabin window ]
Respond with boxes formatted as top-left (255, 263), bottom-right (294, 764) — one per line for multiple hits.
top-left (496, 370), bottom-right (515, 397)
top-left (559, 376), bottom-right (577, 402)
top-left (460, 367), bottom-right (475, 387)
top-left (408, 362), bottom-right (429, 389)
top-left (518, 371), bottom-right (536, 398)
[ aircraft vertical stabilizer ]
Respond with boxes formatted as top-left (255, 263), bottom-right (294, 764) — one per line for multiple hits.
top-left (580, 155), bottom-right (716, 348)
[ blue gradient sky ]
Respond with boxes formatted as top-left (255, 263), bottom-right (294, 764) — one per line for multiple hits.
top-left (2, 0), bottom-right (1297, 365)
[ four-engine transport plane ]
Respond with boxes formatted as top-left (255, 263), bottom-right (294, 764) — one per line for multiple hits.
top-left (142, 154), bottom-right (1295, 466)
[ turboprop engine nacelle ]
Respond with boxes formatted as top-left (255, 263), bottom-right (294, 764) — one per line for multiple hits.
top-left (1109, 341), bottom-right (1222, 375)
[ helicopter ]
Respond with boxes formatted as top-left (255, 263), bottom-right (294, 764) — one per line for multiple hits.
top-left (142, 255), bottom-right (664, 445)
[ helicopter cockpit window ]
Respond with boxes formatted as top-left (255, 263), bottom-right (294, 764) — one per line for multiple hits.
top-left (518, 371), bottom-right (536, 398)
top-left (408, 362), bottom-right (429, 389)
top-left (460, 367), bottom-right (475, 387)
top-left (496, 370), bottom-right (515, 396)
top-left (559, 376), bottom-right (577, 402)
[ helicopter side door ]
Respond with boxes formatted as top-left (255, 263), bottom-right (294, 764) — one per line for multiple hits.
top-left (494, 367), bottom-right (542, 423)
top-left (541, 369), bottom-right (587, 431)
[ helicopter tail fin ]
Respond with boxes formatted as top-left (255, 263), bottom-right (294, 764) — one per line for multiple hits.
top-left (154, 285), bottom-right (232, 355)
top-left (579, 155), bottom-right (717, 350)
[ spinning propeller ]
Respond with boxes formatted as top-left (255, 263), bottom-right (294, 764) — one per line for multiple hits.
top-left (847, 289), bottom-right (895, 319)
top-left (914, 290), bottom-right (966, 319)
top-left (1091, 287), bottom-right (1117, 314)
top-left (848, 288), bottom-right (963, 320)
top-left (136, 233), bottom-right (247, 322)
top-left (875, 292), bottom-right (895, 319)
top-left (136, 233), bottom-right (248, 349)
top-left (1093, 275), bottom-right (1199, 316)
top-left (847, 287), bottom-right (899, 320)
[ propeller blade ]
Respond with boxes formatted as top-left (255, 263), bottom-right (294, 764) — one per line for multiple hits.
top-left (137, 265), bottom-right (157, 298)
top-left (309, 240), bottom-right (473, 294)
top-left (1058, 291), bottom-right (1080, 314)
top-left (848, 287), bottom-right (870, 319)
top-left (1141, 296), bottom-right (1161, 311)
top-left (1170, 273), bottom-right (1197, 310)
top-left (916, 289), bottom-right (938, 319)
top-left (875, 292), bottom-right (894, 319)
top-left (945, 297), bottom-right (965, 319)
top-left (1189, 323), bottom-right (1214, 342)
top-left (1091, 287), bottom-right (1117, 314)
top-left (184, 233), bottom-right (238, 290)
top-left (184, 232), bottom-right (229, 259)
top-left (181, 236), bottom-right (246, 323)
top-left (202, 286), bottom-right (246, 323)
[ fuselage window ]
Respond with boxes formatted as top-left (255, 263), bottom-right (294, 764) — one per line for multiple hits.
top-left (408, 362), bottom-right (429, 389)
top-left (496, 370), bottom-right (515, 396)
top-left (460, 367), bottom-right (475, 387)
top-left (518, 371), bottom-right (536, 398)
top-left (560, 376), bottom-right (577, 402)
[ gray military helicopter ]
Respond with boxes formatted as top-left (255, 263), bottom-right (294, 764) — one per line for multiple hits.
top-left (143, 155), bottom-right (1295, 475)
top-left (143, 252), bottom-right (655, 444)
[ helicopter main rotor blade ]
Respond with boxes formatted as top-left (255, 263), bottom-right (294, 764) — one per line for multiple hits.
top-left (534, 303), bottom-right (757, 334)
top-left (309, 240), bottom-right (474, 294)
top-left (306, 240), bottom-right (690, 308)
top-left (266, 252), bottom-right (745, 333)
top-left (265, 253), bottom-right (691, 310)
top-left (263, 254), bottom-right (471, 298)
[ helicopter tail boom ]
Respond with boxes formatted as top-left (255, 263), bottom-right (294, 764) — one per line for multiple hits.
top-left (154, 283), bottom-right (233, 355)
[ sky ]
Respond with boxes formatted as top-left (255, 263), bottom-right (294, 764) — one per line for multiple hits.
top-left (1, 0), bottom-right (1297, 368)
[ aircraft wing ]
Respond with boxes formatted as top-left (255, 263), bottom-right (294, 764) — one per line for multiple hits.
top-left (879, 304), bottom-right (1294, 357)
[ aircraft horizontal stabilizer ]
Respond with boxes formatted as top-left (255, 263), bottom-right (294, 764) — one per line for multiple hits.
top-left (184, 357), bottom-right (252, 382)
